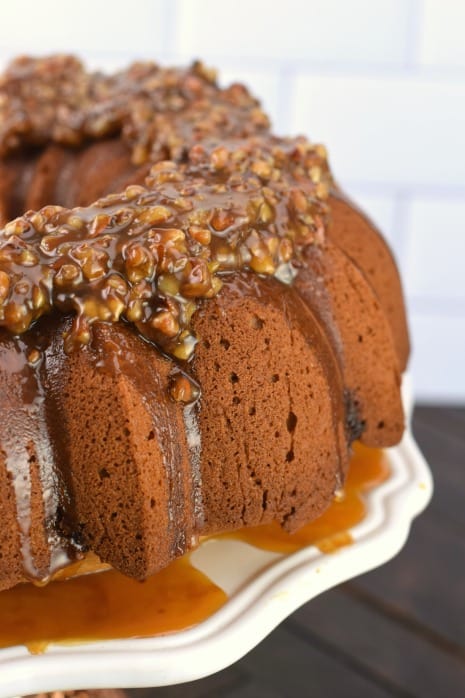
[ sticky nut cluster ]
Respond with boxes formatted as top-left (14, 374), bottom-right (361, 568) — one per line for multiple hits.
top-left (0, 55), bottom-right (269, 165)
top-left (0, 136), bottom-right (331, 360)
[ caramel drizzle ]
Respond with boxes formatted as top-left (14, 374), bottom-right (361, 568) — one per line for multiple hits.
top-left (183, 400), bottom-right (204, 531)
top-left (26, 359), bottom-right (71, 578)
top-left (2, 337), bottom-right (40, 579)
top-left (4, 439), bottom-right (35, 578)
top-left (1, 334), bottom-right (73, 580)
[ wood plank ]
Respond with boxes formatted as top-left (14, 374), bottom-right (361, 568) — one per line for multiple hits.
top-left (414, 407), bottom-right (465, 436)
top-left (350, 511), bottom-right (465, 647)
top-left (289, 586), bottom-right (465, 698)
top-left (225, 624), bottom-right (398, 698)
top-left (412, 418), bottom-right (465, 530)
top-left (221, 678), bottom-right (284, 698)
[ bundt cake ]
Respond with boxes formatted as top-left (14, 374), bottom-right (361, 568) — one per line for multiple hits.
top-left (0, 55), bottom-right (409, 592)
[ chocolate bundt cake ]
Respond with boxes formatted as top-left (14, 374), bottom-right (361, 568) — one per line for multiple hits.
top-left (0, 56), bottom-right (409, 592)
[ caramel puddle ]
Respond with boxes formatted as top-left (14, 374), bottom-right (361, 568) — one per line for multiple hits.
top-left (0, 444), bottom-right (388, 652)
top-left (0, 556), bottom-right (226, 652)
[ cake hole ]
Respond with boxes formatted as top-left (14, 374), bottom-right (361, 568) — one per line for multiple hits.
top-left (286, 411), bottom-right (298, 433)
top-left (220, 338), bottom-right (230, 350)
top-left (358, 335), bottom-right (363, 343)
top-left (232, 396), bottom-right (241, 405)
top-left (286, 449), bottom-right (295, 463)
top-left (150, 498), bottom-right (156, 508)
top-left (203, 339), bottom-right (211, 349)
top-left (230, 372), bottom-right (239, 383)
top-left (147, 430), bottom-right (155, 441)
top-left (251, 315), bottom-right (264, 329)
top-left (275, 431), bottom-right (280, 438)
top-left (377, 421), bottom-right (385, 429)
top-left (248, 406), bottom-right (256, 416)
top-left (271, 374), bottom-right (280, 383)
top-left (99, 468), bottom-right (110, 479)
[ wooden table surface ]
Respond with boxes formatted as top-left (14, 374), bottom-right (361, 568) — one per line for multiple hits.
top-left (130, 407), bottom-right (465, 698)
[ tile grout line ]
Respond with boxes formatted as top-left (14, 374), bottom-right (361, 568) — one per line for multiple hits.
top-left (404, 0), bottom-right (425, 68)
top-left (391, 190), bottom-right (411, 280)
top-left (136, 49), bottom-right (465, 82)
top-left (342, 181), bottom-right (465, 198)
top-left (275, 65), bottom-right (294, 135)
top-left (160, 0), bottom-right (179, 60)
top-left (408, 297), bottom-right (465, 316)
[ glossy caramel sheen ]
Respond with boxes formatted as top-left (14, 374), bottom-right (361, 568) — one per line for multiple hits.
top-left (0, 556), bottom-right (227, 653)
top-left (0, 444), bottom-right (387, 652)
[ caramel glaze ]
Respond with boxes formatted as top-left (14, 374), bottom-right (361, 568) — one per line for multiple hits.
top-left (0, 327), bottom-right (76, 584)
top-left (0, 443), bottom-right (386, 652)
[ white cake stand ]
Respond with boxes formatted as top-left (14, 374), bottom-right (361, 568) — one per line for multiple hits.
top-left (0, 376), bottom-right (432, 697)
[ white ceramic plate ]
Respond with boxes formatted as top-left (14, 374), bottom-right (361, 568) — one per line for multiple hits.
top-left (0, 377), bottom-right (432, 697)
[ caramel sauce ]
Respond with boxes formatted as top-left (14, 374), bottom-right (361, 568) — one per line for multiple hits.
top-left (0, 556), bottom-right (227, 653)
top-left (0, 444), bottom-right (387, 652)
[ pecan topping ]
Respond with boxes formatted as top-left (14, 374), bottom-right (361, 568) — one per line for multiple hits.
top-left (0, 58), bottom-right (333, 360)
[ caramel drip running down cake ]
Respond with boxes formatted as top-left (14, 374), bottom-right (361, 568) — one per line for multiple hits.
top-left (0, 55), bottom-right (410, 592)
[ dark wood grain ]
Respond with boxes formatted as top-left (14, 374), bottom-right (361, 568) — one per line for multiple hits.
top-left (412, 417), bottom-right (464, 530)
top-left (219, 625), bottom-right (397, 698)
top-left (289, 586), bottom-right (465, 697)
top-left (129, 406), bottom-right (465, 698)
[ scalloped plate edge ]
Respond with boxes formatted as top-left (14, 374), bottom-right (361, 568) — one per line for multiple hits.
top-left (0, 377), bottom-right (433, 696)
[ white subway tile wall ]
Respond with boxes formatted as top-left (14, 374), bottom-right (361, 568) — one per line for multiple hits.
top-left (0, 0), bottom-right (463, 403)
top-left (175, 0), bottom-right (410, 66)
top-left (290, 75), bottom-right (465, 188)
top-left (419, 0), bottom-right (465, 68)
